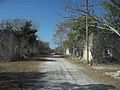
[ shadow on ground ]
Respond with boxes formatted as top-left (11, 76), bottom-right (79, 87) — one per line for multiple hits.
top-left (34, 58), bottom-right (57, 62)
top-left (0, 72), bottom-right (49, 90)
top-left (0, 72), bottom-right (116, 90)
top-left (39, 55), bottom-right (64, 58)
top-left (9, 58), bottom-right (57, 62)
top-left (54, 83), bottom-right (116, 90)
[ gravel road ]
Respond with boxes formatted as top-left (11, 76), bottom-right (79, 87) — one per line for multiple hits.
top-left (38, 57), bottom-right (115, 90)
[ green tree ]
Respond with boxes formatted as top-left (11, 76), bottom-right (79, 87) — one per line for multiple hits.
top-left (20, 21), bottom-right (37, 45)
top-left (103, 0), bottom-right (120, 29)
top-left (53, 15), bottom-right (97, 55)
top-left (0, 19), bottom-right (39, 59)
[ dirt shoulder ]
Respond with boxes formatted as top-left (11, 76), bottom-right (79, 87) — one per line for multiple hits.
top-left (65, 57), bottom-right (120, 90)
top-left (0, 60), bottom-right (42, 72)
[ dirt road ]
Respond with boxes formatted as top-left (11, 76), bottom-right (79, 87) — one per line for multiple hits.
top-left (36, 57), bottom-right (115, 90)
top-left (0, 57), bottom-right (115, 90)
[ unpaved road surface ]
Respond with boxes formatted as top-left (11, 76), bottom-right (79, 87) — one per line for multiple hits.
top-left (38, 57), bottom-right (115, 90)
top-left (0, 57), bottom-right (115, 90)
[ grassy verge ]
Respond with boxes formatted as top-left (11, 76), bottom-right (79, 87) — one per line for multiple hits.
top-left (0, 58), bottom-right (45, 89)
top-left (65, 56), bottom-right (120, 90)
top-left (0, 60), bottom-right (42, 72)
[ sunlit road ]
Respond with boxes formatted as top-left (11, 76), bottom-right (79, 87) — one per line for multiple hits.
top-left (0, 56), bottom-right (115, 90)
top-left (41, 57), bottom-right (95, 85)
top-left (37, 56), bottom-right (115, 90)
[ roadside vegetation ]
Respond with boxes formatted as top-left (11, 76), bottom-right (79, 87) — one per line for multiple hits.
top-left (0, 61), bottom-right (41, 72)
top-left (53, 1), bottom-right (120, 89)
top-left (0, 19), bottom-right (51, 61)
top-left (53, 0), bottom-right (120, 65)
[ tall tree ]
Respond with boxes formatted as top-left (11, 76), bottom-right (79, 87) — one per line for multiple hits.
top-left (0, 19), bottom-right (39, 60)
top-left (103, 0), bottom-right (120, 30)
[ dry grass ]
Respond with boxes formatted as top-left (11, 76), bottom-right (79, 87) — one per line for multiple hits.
top-left (0, 59), bottom-right (45, 89)
top-left (0, 61), bottom-right (42, 72)
top-left (65, 57), bottom-right (120, 90)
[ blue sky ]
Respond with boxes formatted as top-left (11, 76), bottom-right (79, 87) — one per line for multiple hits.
top-left (0, 0), bottom-right (103, 49)
top-left (0, 0), bottom-right (66, 49)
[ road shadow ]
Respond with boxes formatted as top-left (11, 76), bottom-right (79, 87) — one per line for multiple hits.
top-left (34, 58), bottom-right (57, 62)
top-left (53, 82), bottom-right (116, 90)
top-left (0, 72), bottom-right (116, 90)
top-left (49, 55), bottom-right (64, 58)
top-left (0, 72), bottom-right (49, 90)
top-left (39, 55), bottom-right (64, 58)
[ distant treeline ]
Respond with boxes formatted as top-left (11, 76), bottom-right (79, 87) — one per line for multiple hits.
top-left (0, 19), bottom-right (51, 61)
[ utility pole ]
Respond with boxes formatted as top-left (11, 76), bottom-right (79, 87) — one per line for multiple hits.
top-left (85, 0), bottom-right (89, 64)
